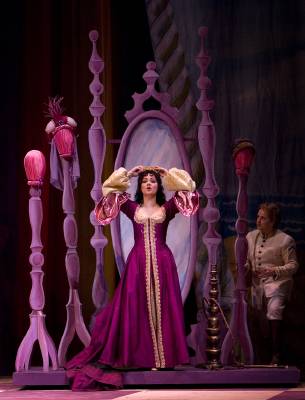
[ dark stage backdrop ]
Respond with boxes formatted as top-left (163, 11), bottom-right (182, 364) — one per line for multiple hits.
top-left (145, 0), bottom-right (305, 371)
top-left (0, 0), bottom-right (154, 375)
top-left (0, 0), bottom-right (304, 376)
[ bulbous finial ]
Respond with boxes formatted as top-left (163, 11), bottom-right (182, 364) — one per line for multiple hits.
top-left (198, 26), bottom-right (208, 38)
top-left (89, 30), bottom-right (99, 42)
top-left (232, 139), bottom-right (255, 176)
top-left (24, 150), bottom-right (46, 186)
top-left (146, 61), bottom-right (156, 71)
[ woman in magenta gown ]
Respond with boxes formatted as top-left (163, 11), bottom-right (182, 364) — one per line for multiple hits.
top-left (66, 166), bottom-right (199, 390)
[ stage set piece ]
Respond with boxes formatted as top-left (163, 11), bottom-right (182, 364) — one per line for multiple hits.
top-left (13, 28), bottom-right (300, 387)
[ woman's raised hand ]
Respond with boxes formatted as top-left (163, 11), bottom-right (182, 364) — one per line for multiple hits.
top-left (127, 165), bottom-right (144, 178)
top-left (154, 166), bottom-right (168, 177)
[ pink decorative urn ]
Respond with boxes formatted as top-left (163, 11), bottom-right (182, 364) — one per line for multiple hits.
top-left (233, 139), bottom-right (255, 175)
top-left (45, 96), bottom-right (77, 160)
top-left (53, 126), bottom-right (74, 159)
top-left (24, 150), bottom-right (46, 186)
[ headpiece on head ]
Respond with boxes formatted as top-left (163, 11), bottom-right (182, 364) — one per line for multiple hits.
top-left (135, 168), bottom-right (165, 205)
top-left (142, 166), bottom-right (159, 172)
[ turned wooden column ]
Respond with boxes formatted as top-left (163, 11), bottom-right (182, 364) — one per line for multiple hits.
top-left (15, 150), bottom-right (58, 372)
top-left (53, 126), bottom-right (91, 366)
top-left (221, 139), bottom-right (255, 365)
top-left (196, 27), bottom-right (222, 369)
top-left (88, 30), bottom-right (109, 313)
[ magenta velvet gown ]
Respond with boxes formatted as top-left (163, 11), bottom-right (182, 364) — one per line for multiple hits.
top-left (66, 191), bottom-right (199, 391)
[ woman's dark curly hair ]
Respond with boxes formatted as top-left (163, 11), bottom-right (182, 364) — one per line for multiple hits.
top-left (135, 170), bottom-right (166, 205)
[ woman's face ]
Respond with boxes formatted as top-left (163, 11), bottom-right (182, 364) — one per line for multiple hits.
top-left (256, 208), bottom-right (274, 234)
top-left (141, 173), bottom-right (158, 197)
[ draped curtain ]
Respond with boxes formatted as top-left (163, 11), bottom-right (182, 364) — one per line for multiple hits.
top-left (0, 0), bottom-right (153, 374)
top-left (145, 0), bottom-right (305, 368)
top-left (145, 0), bottom-right (305, 242)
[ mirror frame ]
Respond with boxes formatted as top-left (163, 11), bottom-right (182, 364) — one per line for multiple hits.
top-left (110, 109), bottom-right (198, 302)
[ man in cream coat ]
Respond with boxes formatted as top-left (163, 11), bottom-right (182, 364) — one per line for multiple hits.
top-left (246, 203), bottom-right (298, 365)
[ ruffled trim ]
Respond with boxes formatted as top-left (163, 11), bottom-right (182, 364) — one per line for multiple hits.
top-left (163, 168), bottom-right (196, 192)
top-left (95, 192), bottom-right (129, 225)
top-left (174, 191), bottom-right (199, 217)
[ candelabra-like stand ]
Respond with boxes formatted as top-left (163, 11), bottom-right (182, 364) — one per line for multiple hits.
top-left (45, 97), bottom-right (91, 365)
top-left (196, 27), bottom-right (222, 369)
top-left (221, 139), bottom-right (255, 365)
top-left (15, 150), bottom-right (58, 372)
top-left (205, 264), bottom-right (222, 368)
top-left (88, 30), bottom-right (109, 312)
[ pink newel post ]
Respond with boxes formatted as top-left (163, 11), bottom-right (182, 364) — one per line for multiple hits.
top-left (88, 30), bottom-right (109, 312)
top-left (15, 150), bottom-right (58, 372)
top-left (53, 125), bottom-right (91, 366)
top-left (221, 140), bottom-right (255, 365)
top-left (196, 27), bottom-right (222, 369)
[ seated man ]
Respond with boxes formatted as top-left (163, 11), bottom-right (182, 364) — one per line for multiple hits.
top-left (246, 203), bottom-right (298, 365)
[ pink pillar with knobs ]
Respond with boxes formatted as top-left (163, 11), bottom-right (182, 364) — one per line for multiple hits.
top-left (88, 30), bottom-right (109, 313)
top-left (15, 150), bottom-right (58, 372)
top-left (196, 27), bottom-right (222, 369)
top-left (54, 125), bottom-right (91, 366)
top-left (221, 139), bottom-right (255, 365)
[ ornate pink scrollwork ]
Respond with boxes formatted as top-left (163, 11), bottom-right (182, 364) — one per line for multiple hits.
top-left (24, 150), bottom-right (46, 186)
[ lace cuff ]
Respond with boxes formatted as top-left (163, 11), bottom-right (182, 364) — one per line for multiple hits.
top-left (95, 192), bottom-right (129, 225)
top-left (163, 168), bottom-right (196, 192)
top-left (102, 168), bottom-right (130, 196)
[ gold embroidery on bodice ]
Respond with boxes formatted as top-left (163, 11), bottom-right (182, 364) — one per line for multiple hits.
top-left (134, 206), bottom-right (166, 224)
top-left (134, 206), bottom-right (165, 368)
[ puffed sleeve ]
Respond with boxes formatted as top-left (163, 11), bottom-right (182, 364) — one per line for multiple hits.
top-left (95, 168), bottom-right (131, 225)
top-left (172, 191), bottom-right (199, 217)
top-left (95, 192), bottom-right (130, 226)
top-left (163, 168), bottom-right (199, 219)
top-left (163, 168), bottom-right (196, 192)
top-left (102, 167), bottom-right (130, 196)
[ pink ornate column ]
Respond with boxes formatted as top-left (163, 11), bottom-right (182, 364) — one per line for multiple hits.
top-left (88, 30), bottom-right (109, 312)
top-left (53, 126), bottom-right (91, 366)
top-left (15, 150), bottom-right (58, 372)
top-left (221, 139), bottom-right (255, 365)
top-left (196, 27), bottom-right (222, 369)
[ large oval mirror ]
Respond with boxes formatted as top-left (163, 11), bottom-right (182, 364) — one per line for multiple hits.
top-left (111, 111), bottom-right (198, 302)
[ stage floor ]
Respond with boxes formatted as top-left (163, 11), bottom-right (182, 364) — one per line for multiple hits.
top-left (13, 365), bottom-right (300, 387)
top-left (2, 378), bottom-right (305, 400)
